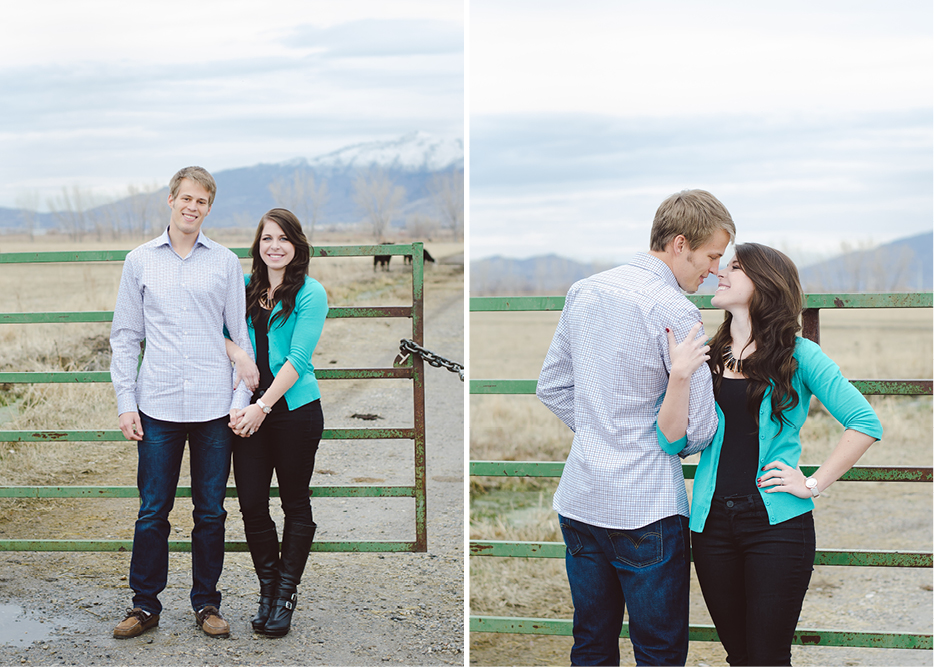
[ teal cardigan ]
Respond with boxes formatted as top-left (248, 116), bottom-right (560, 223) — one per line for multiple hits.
top-left (245, 275), bottom-right (328, 410)
top-left (658, 337), bottom-right (883, 532)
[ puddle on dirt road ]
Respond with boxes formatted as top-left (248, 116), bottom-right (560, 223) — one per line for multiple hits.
top-left (0, 604), bottom-right (52, 646)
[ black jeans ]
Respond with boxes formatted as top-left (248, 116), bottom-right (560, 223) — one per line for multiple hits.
top-left (691, 493), bottom-right (815, 666)
top-left (232, 400), bottom-right (323, 533)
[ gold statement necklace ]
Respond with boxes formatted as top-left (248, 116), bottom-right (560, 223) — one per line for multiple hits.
top-left (258, 288), bottom-right (275, 310)
top-left (722, 345), bottom-right (745, 374)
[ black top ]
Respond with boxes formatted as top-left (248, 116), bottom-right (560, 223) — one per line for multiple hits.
top-left (251, 307), bottom-right (276, 405)
top-left (713, 377), bottom-right (760, 498)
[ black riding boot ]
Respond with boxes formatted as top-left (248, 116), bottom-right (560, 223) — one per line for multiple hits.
top-left (264, 521), bottom-right (316, 638)
top-left (245, 528), bottom-right (280, 633)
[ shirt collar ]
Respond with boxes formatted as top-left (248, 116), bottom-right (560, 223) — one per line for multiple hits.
top-left (630, 252), bottom-right (682, 292)
top-left (155, 226), bottom-right (213, 252)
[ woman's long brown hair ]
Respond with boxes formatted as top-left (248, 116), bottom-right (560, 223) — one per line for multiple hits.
top-left (708, 243), bottom-right (802, 432)
top-left (245, 208), bottom-right (311, 331)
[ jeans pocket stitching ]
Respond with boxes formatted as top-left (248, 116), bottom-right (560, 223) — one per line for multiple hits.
top-left (609, 529), bottom-right (664, 568)
top-left (559, 522), bottom-right (584, 556)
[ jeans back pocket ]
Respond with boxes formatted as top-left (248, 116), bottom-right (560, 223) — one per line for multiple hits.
top-left (559, 520), bottom-right (584, 556)
top-left (608, 524), bottom-right (663, 568)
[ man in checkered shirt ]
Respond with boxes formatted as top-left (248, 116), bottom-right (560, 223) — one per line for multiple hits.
top-left (538, 190), bottom-right (735, 666)
top-left (110, 166), bottom-right (253, 640)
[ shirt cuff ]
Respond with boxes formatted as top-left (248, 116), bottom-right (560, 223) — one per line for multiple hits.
top-left (656, 422), bottom-right (687, 455)
top-left (116, 393), bottom-right (138, 417)
top-left (231, 386), bottom-right (251, 411)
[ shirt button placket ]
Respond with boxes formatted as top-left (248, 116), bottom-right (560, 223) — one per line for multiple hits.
top-left (181, 262), bottom-right (191, 417)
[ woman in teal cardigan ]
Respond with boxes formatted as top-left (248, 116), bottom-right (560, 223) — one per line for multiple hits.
top-left (226, 208), bottom-right (328, 638)
top-left (657, 243), bottom-right (881, 666)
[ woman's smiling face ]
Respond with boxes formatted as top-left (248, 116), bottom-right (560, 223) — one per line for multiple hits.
top-left (711, 257), bottom-right (755, 311)
top-left (259, 220), bottom-right (295, 270)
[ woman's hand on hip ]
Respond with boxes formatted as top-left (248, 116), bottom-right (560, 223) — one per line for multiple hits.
top-left (758, 462), bottom-right (811, 499)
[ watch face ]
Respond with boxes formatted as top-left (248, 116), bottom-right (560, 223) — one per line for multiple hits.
top-left (806, 478), bottom-right (817, 488)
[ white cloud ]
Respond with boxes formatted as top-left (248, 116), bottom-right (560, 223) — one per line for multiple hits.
top-left (0, 0), bottom-right (464, 209)
top-left (468, 111), bottom-right (932, 262)
top-left (470, 0), bottom-right (932, 117)
top-left (1, 1), bottom-right (463, 66)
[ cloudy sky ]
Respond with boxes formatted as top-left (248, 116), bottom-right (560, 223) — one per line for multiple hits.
top-left (0, 0), bottom-right (463, 210)
top-left (469, 0), bottom-right (933, 265)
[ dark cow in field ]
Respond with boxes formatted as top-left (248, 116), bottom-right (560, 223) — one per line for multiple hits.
top-left (373, 242), bottom-right (393, 272)
top-left (404, 249), bottom-right (435, 265)
top-left (373, 254), bottom-right (391, 271)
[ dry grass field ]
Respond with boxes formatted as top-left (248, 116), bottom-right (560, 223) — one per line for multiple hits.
top-left (469, 306), bottom-right (933, 666)
top-left (0, 232), bottom-right (462, 488)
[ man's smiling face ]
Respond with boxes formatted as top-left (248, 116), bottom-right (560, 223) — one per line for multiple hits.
top-left (167, 178), bottom-right (212, 237)
top-left (671, 229), bottom-right (730, 293)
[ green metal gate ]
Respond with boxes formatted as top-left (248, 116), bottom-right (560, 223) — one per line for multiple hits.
top-left (0, 243), bottom-right (429, 553)
top-left (470, 292), bottom-right (933, 651)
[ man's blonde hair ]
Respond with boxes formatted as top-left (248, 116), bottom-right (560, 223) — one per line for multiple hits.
top-left (169, 166), bottom-right (217, 206)
top-left (649, 189), bottom-right (735, 251)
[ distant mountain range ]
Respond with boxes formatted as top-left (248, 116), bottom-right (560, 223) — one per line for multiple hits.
top-left (0, 132), bottom-right (463, 235)
top-left (471, 232), bottom-right (933, 295)
top-left (470, 255), bottom-right (616, 296)
top-left (797, 232), bottom-right (932, 292)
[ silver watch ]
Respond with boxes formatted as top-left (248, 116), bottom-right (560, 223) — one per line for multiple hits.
top-left (805, 477), bottom-right (820, 497)
top-left (256, 398), bottom-right (272, 414)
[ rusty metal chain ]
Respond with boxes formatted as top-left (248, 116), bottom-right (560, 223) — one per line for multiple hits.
top-left (396, 339), bottom-right (464, 381)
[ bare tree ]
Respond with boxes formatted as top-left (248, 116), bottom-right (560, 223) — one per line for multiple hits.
top-left (805, 239), bottom-right (917, 292)
top-left (863, 243), bottom-right (914, 291)
top-left (269, 169), bottom-right (328, 240)
top-left (142, 184), bottom-right (165, 238)
top-left (15, 191), bottom-right (41, 241)
top-left (87, 200), bottom-right (111, 241)
top-left (405, 214), bottom-right (439, 240)
top-left (838, 240), bottom-right (873, 291)
top-left (353, 168), bottom-right (406, 243)
top-left (428, 168), bottom-right (464, 241)
top-left (99, 198), bottom-right (121, 239)
top-left (113, 182), bottom-right (163, 238)
top-left (47, 186), bottom-right (97, 241)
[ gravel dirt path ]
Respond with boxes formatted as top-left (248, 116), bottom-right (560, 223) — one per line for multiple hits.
top-left (0, 258), bottom-right (465, 666)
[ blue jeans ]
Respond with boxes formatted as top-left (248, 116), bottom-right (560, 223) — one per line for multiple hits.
top-left (130, 412), bottom-right (232, 614)
top-left (559, 514), bottom-right (690, 666)
top-left (692, 493), bottom-right (815, 666)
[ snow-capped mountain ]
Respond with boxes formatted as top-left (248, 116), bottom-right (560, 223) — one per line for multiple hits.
top-left (0, 133), bottom-right (464, 234)
top-left (206, 133), bottom-right (462, 227)
top-left (308, 132), bottom-right (463, 172)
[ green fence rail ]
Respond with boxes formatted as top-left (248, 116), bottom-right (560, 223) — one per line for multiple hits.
top-left (470, 617), bottom-right (932, 650)
top-left (470, 291), bottom-right (933, 652)
top-left (0, 244), bottom-right (429, 553)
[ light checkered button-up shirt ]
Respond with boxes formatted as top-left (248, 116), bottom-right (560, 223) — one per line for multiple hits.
top-left (110, 228), bottom-right (253, 422)
top-left (538, 252), bottom-right (718, 530)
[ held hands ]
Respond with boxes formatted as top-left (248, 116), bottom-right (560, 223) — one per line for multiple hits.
top-left (119, 412), bottom-right (143, 441)
top-left (228, 404), bottom-right (267, 438)
top-left (758, 462), bottom-right (812, 499)
top-left (666, 322), bottom-right (710, 381)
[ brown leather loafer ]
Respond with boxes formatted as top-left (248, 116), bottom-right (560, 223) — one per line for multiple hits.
top-left (113, 608), bottom-right (159, 639)
top-left (195, 606), bottom-right (230, 638)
